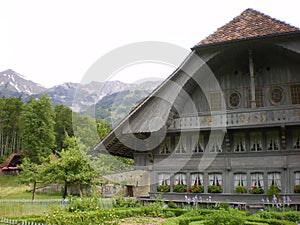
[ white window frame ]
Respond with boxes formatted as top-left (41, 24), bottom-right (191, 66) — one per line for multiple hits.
top-left (251, 172), bottom-right (264, 189)
top-left (174, 173), bottom-right (187, 185)
top-left (234, 173), bottom-right (247, 187)
top-left (209, 133), bottom-right (223, 153)
top-left (250, 132), bottom-right (263, 152)
top-left (158, 173), bottom-right (171, 186)
top-left (158, 137), bottom-right (171, 154)
top-left (208, 173), bottom-right (222, 186)
top-left (295, 172), bottom-right (300, 185)
top-left (268, 172), bottom-right (281, 189)
top-left (191, 173), bottom-right (204, 186)
top-left (175, 136), bottom-right (187, 154)
top-left (233, 133), bottom-right (246, 152)
top-left (266, 131), bottom-right (280, 151)
top-left (192, 134), bottom-right (204, 153)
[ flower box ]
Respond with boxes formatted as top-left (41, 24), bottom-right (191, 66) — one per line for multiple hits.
top-left (235, 185), bottom-right (247, 194)
top-left (208, 185), bottom-right (222, 193)
top-left (156, 185), bottom-right (170, 192)
top-left (250, 186), bottom-right (264, 194)
top-left (294, 185), bottom-right (300, 193)
top-left (190, 185), bottom-right (204, 193)
top-left (173, 184), bottom-right (187, 192)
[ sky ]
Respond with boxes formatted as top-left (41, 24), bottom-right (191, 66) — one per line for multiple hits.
top-left (0, 0), bottom-right (299, 87)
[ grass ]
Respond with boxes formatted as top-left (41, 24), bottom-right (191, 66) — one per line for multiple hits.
top-left (0, 200), bottom-right (64, 216)
top-left (0, 174), bottom-right (63, 216)
top-left (0, 174), bottom-right (61, 200)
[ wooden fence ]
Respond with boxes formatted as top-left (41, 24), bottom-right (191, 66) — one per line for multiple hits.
top-left (0, 218), bottom-right (45, 225)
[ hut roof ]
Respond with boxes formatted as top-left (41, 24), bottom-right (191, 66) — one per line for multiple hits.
top-left (1, 152), bottom-right (22, 168)
top-left (194, 8), bottom-right (300, 49)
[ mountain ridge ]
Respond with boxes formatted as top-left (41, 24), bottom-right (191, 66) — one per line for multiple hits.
top-left (0, 69), bottom-right (163, 117)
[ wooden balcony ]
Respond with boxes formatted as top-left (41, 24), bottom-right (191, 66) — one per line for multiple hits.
top-left (169, 106), bottom-right (300, 130)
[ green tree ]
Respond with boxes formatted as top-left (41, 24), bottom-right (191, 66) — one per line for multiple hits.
top-left (18, 157), bottom-right (45, 200)
top-left (96, 118), bottom-right (111, 140)
top-left (72, 114), bottom-right (99, 153)
top-left (0, 97), bottom-right (23, 158)
top-left (44, 134), bottom-right (97, 199)
top-left (21, 95), bottom-right (55, 163)
top-left (54, 104), bottom-right (73, 151)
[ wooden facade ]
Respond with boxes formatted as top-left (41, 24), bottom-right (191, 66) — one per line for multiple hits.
top-left (95, 9), bottom-right (300, 203)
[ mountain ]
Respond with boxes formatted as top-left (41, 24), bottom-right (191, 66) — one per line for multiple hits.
top-left (0, 69), bottom-right (163, 119)
top-left (83, 89), bottom-right (153, 124)
top-left (0, 69), bottom-right (46, 97)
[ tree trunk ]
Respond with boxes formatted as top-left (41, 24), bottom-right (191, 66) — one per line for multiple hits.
top-left (62, 182), bottom-right (68, 199)
top-left (77, 184), bottom-right (83, 198)
top-left (32, 181), bottom-right (36, 201)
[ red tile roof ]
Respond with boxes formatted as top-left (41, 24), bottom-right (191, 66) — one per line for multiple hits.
top-left (195, 8), bottom-right (300, 47)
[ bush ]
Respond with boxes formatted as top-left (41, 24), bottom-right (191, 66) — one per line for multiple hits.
top-left (66, 196), bottom-right (99, 212)
top-left (167, 201), bottom-right (178, 208)
top-left (113, 195), bottom-right (140, 208)
top-left (205, 208), bottom-right (246, 225)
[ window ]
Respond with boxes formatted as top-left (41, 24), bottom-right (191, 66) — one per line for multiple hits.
top-left (295, 172), bottom-right (300, 185)
top-left (158, 173), bottom-right (171, 186)
top-left (248, 88), bottom-right (264, 108)
top-left (175, 136), bottom-right (187, 154)
top-left (192, 134), bottom-right (204, 153)
top-left (209, 132), bottom-right (223, 153)
top-left (251, 173), bottom-right (264, 189)
top-left (250, 132), bottom-right (263, 151)
top-left (233, 133), bottom-right (246, 152)
top-left (268, 172), bottom-right (281, 190)
top-left (159, 137), bottom-right (170, 154)
top-left (174, 173), bottom-right (187, 185)
top-left (191, 173), bottom-right (204, 186)
top-left (266, 131), bottom-right (280, 151)
top-left (292, 130), bottom-right (300, 150)
top-left (210, 92), bottom-right (222, 111)
top-left (228, 91), bottom-right (241, 108)
top-left (269, 86), bottom-right (284, 105)
top-left (291, 84), bottom-right (300, 104)
top-left (209, 173), bottom-right (222, 186)
top-left (234, 173), bottom-right (247, 187)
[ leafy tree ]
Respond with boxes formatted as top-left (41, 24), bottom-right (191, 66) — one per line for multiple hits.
top-left (90, 154), bottom-right (133, 176)
top-left (72, 114), bottom-right (100, 154)
top-left (44, 134), bottom-right (97, 198)
top-left (0, 97), bottom-right (23, 157)
top-left (96, 118), bottom-right (111, 140)
top-left (21, 95), bottom-right (55, 163)
top-left (54, 104), bottom-right (73, 151)
top-left (18, 157), bottom-right (45, 200)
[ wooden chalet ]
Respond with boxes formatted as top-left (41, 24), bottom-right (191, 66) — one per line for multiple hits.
top-left (94, 9), bottom-right (300, 204)
top-left (1, 152), bottom-right (22, 174)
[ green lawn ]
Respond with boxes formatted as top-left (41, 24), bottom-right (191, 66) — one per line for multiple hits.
top-left (0, 174), bottom-right (61, 200)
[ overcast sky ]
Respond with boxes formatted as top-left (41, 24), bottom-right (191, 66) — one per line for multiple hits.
top-left (0, 0), bottom-right (299, 87)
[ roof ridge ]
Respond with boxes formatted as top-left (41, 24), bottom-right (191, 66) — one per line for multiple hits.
top-left (195, 8), bottom-right (300, 47)
top-left (243, 8), bottom-right (299, 30)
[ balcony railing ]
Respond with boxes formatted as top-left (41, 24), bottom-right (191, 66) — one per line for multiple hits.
top-left (170, 106), bottom-right (300, 130)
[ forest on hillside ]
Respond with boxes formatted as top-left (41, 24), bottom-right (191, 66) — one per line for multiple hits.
top-left (0, 95), bottom-right (111, 161)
